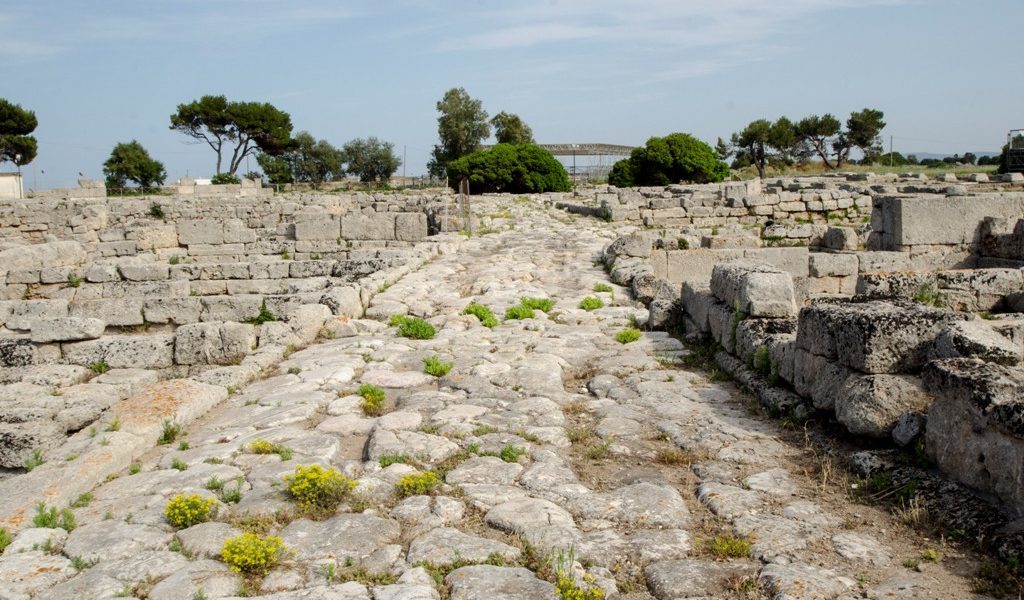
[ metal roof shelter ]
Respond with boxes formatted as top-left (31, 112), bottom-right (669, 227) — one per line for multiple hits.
top-left (1008, 130), bottom-right (1024, 173)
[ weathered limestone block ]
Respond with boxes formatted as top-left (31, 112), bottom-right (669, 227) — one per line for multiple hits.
top-left (855, 272), bottom-right (935, 301)
top-left (796, 301), bottom-right (966, 373)
top-left (0, 241), bottom-right (86, 271)
top-left (143, 297), bottom-right (202, 325)
top-left (199, 263), bottom-right (250, 280)
top-left (605, 233), bottom-right (652, 260)
top-left (0, 421), bottom-right (65, 468)
top-left (294, 217), bottom-right (341, 241)
top-left (631, 273), bottom-right (678, 305)
top-left (710, 262), bottom-right (797, 318)
top-left (809, 253), bottom-right (858, 278)
top-left (134, 225), bottom-right (178, 251)
top-left (822, 227), bottom-right (859, 250)
top-left (734, 318), bottom-right (796, 366)
top-left (0, 339), bottom-right (34, 367)
top-left (320, 286), bottom-right (363, 318)
top-left (29, 317), bottom-right (105, 343)
top-left (62, 335), bottom-right (175, 369)
top-left (932, 320), bottom-right (1023, 366)
top-left (289, 261), bottom-right (335, 278)
top-left (342, 213), bottom-right (395, 240)
top-left (118, 263), bottom-right (170, 282)
top-left (609, 256), bottom-right (651, 286)
top-left (177, 219), bottom-right (223, 245)
top-left (2, 299), bottom-right (70, 330)
top-left (395, 213), bottom-right (428, 241)
top-left (175, 322), bottom-right (257, 365)
top-left (70, 298), bottom-right (144, 326)
top-left (834, 374), bottom-right (932, 438)
top-left (681, 283), bottom-right (713, 334)
top-left (937, 268), bottom-right (1024, 312)
top-left (857, 251), bottom-right (915, 274)
top-left (288, 304), bottom-right (332, 344)
top-left (924, 358), bottom-right (1024, 516)
top-left (200, 296), bottom-right (264, 322)
top-left (222, 218), bottom-right (256, 244)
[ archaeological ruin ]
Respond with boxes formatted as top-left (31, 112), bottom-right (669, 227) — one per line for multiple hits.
top-left (2, 172), bottom-right (1024, 598)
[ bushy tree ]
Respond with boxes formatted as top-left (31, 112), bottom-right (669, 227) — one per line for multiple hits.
top-left (608, 133), bottom-right (729, 187)
top-left (427, 88), bottom-right (490, 179)
top-left (446, 143), bottom-right (570, 194)
top-left (170, 95), bottom-right (292, 175)
top-left (103, 141), bottom-right (166, 189)
top-left (343, 137), bottom-right (401, 183)
top-left (842, 108), bottom-right (886, 164)
top-left (0, 99), bottom-right (38, 167)
top-left (256, 131), bottom-right (343, 188)
top-left (793, 114), bottom-right (842, 168)
top-left (792, 109), bottom-right (885, 168)
top-left (491, 112), bottom-right (534, 145)
top-left (728, 117), bottom-right (795, 178)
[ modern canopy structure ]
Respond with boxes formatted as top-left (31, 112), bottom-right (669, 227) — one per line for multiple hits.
top-left (481, 143), bottom-right (637, 181)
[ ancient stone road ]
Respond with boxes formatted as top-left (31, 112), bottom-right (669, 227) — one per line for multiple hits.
top-left (1, 196), bottom-right (983, 598)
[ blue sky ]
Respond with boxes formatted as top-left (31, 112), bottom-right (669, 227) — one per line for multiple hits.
top-left (2, 0), bottom-right (1021, 188)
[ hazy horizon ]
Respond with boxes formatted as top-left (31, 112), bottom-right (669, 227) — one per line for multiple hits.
top-left (2, 0), bottom-right (1021, 188)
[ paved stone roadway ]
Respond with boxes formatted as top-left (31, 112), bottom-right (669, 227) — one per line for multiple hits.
top-left (0, 197), bottom-right (978, 599)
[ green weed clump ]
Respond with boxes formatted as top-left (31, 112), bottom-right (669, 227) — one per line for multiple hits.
top-left (504, 305), bottom-right (535, 320)
top-left (158, 420), bottom-right (183, 445)
top-left (578, 296), bottom-right (604, 311)
top-left (358, 384), bottom-right (386, 416)
top-left (379, 454), bottom-right (410, 468)
top-left (221, 533), bottom-right (284, 576)
top-left (520, 297), bottom-right (555, 312)
top-left (462, 303), bottom-right (499, 328)
top-left (395, 471), bottom-right (440, 497)
top-left (0, 527), bottom-right (10, 555)
top-left (614, 328), bottom-right (642, 344)
top-left (391, 315), bottom-right (436, 339)
top-left (498, 445), bottom-right (525, 463)
top-left (423, 356), bottom-right (454, 377)
top-left (244, 301), bottom-right (277, 325)
top-left (706, 534), bottom-right (751, 558)
top-left (283, 464), bottom-right (356, 517)
top-left (164, 494), bottom-right (217, 529)
top-left (246, 439), bottom-right (293, 460)
top-left (23, 448), bottom-right (44, 472)
top-left (593, 283), bottom-right (613, 293)
top-left (33, 503), bottom-right (76, 531)
top-left (89, 361), bottom-right (110, 374)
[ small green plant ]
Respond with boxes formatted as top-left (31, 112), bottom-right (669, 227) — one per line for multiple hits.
top-left (70, 555), bottom-right (97, 570)
top-left (283, 464), bottom-right (356, 517)
top-left (244, 301), bottom-right (277, 325)
top-left (23, 448), bottom-right (45, 471)
top-left (169, 255), bottom-right (180, 265)
top-left (106, 417), bottom-right (121, 432)
top-left (164, 494), bottom-right (216, 529)
top-left (614, 328), bottom-right (642, 344)
top-left (554, 548), bottom-right (605, 599)
top-left (752, 346), bottom-right (771, 375)
top-left (914, 282), bottom-right (946, 308)
top-left (379, 454), bottom-right (411, 468)
top-left (128, 462), bottom-right (141, 475)
top-left (89, 361), bottom-right (110, 374)
top-left (423, 356), bottom-right (453, 377)
top-left (504, 305), bottom-right (534, 320)
top-left (472, 424), bottom-right (499, 436)
top-left (158, 420), bottom-right (182, 445)
top-left (70, 493), bottom-right (93, 508)
top-left (221, 479), bottom-right (244, 504)
top-left (287, 366), bottom-right (301, 375)
top-left (358, 384), bottom-right (386, 416)
top-left (498, 445), bottom-right (525, 463)
top-left (178, 441), bottom-right (190, 451)
top-left (33, 503), bottom-right (76, 531)
top-left (520, 297), bottom-right (555, 312)
top-left (396, 317), bottom-right (436, 340)
top-left (206, 476), bottom-right (225, 492)
top-left (706, 534), bottom-right (751, 558)
top-left (587, 440), bottom-right (612, 460)
top-left (921, 548), bottom-right (939, 562)
top-left (221, 533), bottom-right (284, 576)
top-left (0, 527), bottom-right (11, 555)
top-left (462, 303), bottom-right (499, 328)
top-left (279, 249), bottom-right (291, 260)
top-left (148, 203), bottom-right (165, 219)
top-left (593, 283), bottom-right (613, 293)
top-left (66, 273), bottom-right (82, 288)
top-left (171, 458), bottom-right (188, 471)
top-left (578, 296), bottom-right (604, 311)
top-left (395, 471), bottom-right (440, 497)
top-left (246, 439), bottom-right (292, 461)
top-left (676, 238), bottom-right (690, 250)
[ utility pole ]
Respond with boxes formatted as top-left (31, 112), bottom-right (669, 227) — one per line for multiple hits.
top-left (403, 145), bottom-right (407, 180)
top-left (889, 135), bottom-right (894, 168)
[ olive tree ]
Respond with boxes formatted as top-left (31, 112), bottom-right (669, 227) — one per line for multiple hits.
top-left (427, 87), bottom-right (490, 179)
top-left (103, 141), bottom-right (166, 190)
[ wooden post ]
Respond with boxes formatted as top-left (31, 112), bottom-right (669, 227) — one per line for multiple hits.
top-left (459, 178), bottom-right (471, 236)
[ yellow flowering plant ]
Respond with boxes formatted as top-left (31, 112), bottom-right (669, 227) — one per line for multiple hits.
top-left (164, 494), bottom-right (217, 529)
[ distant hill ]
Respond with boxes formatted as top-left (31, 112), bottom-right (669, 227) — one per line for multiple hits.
top-left (910, 151), bottom-right (1000, 160)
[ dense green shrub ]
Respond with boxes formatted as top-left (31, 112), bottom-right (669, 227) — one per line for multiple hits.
top-left (615, 328), bottom-right (642, 344)
top-left (578, 297), bottom-right (604, 311)
top-left (504, 305), bottom-right (535, 320)
top-left (608, 133), bottom-right (728, 187)
top-left (520, 297), bottom-right (555, 312)
top-left (447, 144), bottom-right (571, 194)
top-left (358, 384), bottom-right (386, 416)
top-left (423, 356), bottom-right (453, 377)
top-left (396, 317), bottom-right (436, 340)
top-left (211, 173), bottom-right (241, 185)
